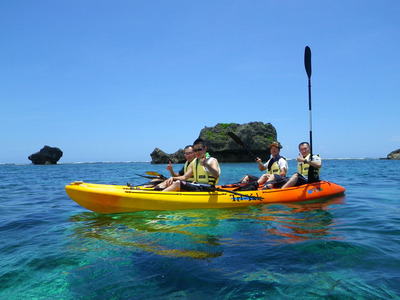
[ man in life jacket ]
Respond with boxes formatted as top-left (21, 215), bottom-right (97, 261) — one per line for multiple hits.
top-left (163, 138), bottom-right (220, 192)
top-left (151, 145), bottom-right (196, 190)
top-left (239, 141), bottom-right (288, 189)
top-left (166, 145), bottom-right (196, 180)
top-left (281, 141), bottom-right (321, 188)
top-left (256, 141), bottom-right (288, 188)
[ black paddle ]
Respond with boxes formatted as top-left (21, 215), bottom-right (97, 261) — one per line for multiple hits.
top-left (227, 132), bottom-right (258, 160)
top-left (144, 170), bottom-right (260, 199)
top-left (135, 173), bottom-right (167, 180)
top-left (128, 179), bottom-right (165, 188)
top-left (304, 46), bottom-right (317, 183)
top-left (199, 184), bottom-right (262, 201)
top-left (135, 174), bottom-right (159, 179)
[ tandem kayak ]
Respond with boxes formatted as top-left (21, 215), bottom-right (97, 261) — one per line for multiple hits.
top-left (65, 180), bottom-right (345, 214)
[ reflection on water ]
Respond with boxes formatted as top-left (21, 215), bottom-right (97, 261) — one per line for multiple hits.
top-left (68, 195), bottom-right (346, 259)
top-left (69, 210), bottom-right (225, 259)
top-left (259, 196), bottom-right (345, 244)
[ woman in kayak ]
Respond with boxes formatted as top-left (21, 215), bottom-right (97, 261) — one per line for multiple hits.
top-left (163, 138), bottom-right (220, 192)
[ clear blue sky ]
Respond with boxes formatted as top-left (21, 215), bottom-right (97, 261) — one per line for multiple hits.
top-left (1, 1), bottom-right (399, 163)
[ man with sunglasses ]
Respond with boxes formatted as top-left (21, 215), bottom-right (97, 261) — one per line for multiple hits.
top-left (163, 138), bottom-right (220, 192)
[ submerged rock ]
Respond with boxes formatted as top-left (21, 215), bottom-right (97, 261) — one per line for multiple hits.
top-left (387, 149), bottom-right (400, 159)
top-left (28, 145), bottom-right (63, 165)
top-left (150, 122), bottom-right (278, 163)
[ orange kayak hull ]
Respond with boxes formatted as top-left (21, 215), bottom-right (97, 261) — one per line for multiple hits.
top-left (65, 180), bottom-right (345, 214)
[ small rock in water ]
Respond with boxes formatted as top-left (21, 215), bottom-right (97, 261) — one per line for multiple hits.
top-left (28, 145), bottom-right (63, 165)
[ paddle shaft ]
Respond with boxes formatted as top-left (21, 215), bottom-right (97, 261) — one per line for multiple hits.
top-left (213, 187), bottom-right (261, 200)
top-left (199, 184), bottom-right (262, 200)
top-left (304, 46), bottom-right (317, 182)
top-left (305, 46), bottom-right (313, 158)
top-left (136, 173), bottom-right (166, 180)
top-left (227, 132), bottom-right (258, 161)
top-left (136, 173), bottom-right (158, 179)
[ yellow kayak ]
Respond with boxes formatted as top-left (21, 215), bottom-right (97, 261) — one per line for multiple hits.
top-left (65, 181), bottom-right (345, 214)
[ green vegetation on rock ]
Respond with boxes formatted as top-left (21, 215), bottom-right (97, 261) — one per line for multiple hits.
top-left (151, 122), bottom-right (279, 163)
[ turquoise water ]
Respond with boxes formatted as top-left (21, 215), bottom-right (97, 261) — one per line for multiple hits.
top-left (1, 160), bottom-right (399, 299)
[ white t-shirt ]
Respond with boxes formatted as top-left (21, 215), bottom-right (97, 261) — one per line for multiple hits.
top-left (203, 157), bottom-right (220, 173)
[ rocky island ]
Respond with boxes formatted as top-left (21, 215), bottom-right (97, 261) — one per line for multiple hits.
top-left (150, 122), bottom-right (278, 164)
top-left (386, 149), bottom-right (400, 159)
top-left (28, 145), bottom-right (63, 165)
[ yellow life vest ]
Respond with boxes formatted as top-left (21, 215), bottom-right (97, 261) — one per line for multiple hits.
top-left (192, 157), bottom-right (219, 185)
top-left (266, 156), bottom-right (286, 175)
top-left (297, 154), bottom-right (321, 178)
top-left (267, 160), bottom-right (281, 174)
top-left (184, 160), bottom-right (195, 182)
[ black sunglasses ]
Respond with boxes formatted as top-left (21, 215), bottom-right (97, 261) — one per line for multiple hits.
top-left (193, 148), bottom-right (203, 152)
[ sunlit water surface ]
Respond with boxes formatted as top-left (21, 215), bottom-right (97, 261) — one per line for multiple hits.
top-left (1, 160), bottom-right (399, 299)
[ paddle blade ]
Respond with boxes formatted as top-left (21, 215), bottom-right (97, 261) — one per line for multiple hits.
top-left (146, 171), bottom-right (161, 176)
top-left (145, 171), bottom-right (167, 179)
top-left (228, 131), bottom-right (258, 160)
top-left (227, 132), bottom-right (245, 147)
top-left (304, 46), bottom-right (312, 78)
top-left (135, 173), bottom-right (158, 179)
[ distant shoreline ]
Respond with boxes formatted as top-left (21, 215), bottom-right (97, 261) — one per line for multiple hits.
top-left (0, 158), bottom-right (391, 166)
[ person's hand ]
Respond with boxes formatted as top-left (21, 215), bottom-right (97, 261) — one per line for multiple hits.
top-left (165, 177), bottom-right (174, 186)
top-left (199, 156), bottom-right (207, 167)
top-left (166, 161), bottom-right (173, 171)
top-left (297, 153), bottom-right (304, 163)
top-left (256, 157), bottom-right (262, 164)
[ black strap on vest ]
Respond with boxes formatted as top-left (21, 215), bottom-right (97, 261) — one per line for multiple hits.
top-left (267, 155), bottom-right (283, 172)
top-left (307, 155), bottom-right (319, 183)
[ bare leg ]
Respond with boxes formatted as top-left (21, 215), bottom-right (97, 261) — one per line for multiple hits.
top-left (239, 175), bottom-right (250, 183)
top-left (154, 181), bottom-right (168, 189)
top-left (257, 174), bottom-right (271, 185)
top-left (258, 174), bottom-right (275, 188)
top-left (281, 173), bottom-right (298, 189)
top-left (143, 179), bottom-right (165, 188)
top-left (163, 180), bottom-right (181, 192)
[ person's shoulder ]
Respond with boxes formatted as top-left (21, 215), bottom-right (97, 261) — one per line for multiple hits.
top-left (207, 157), bottom-right (219, 164)
top-left (313, 154), bottom-right (321, 160)
top-left (187, 159), bottom-right (196, 168)
top-left (278, 157), bottom-right (288, 167)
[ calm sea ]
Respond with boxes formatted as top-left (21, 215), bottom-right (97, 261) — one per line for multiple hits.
top-left (1, 159), bottom-right (399, 299)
